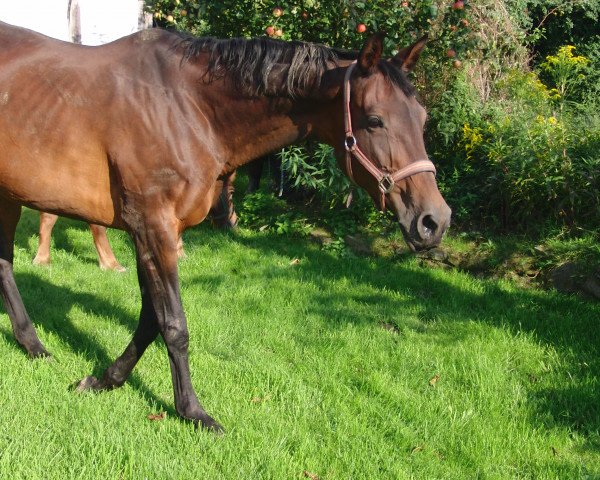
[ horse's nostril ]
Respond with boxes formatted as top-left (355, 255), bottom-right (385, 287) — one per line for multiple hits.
top-left (420, 214), bottom-right (438, 238)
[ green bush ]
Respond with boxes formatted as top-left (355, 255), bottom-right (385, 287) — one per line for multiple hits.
top-left (435, 47), bottom-right (600, 232)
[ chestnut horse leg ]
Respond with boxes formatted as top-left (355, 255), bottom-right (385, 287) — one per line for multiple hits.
top-left (33, 212), bottom-right (125, 272)
top-left (89, 224), bottom-right (126, 272)
top-left (0, 201), bottom-right (49, 357)
top-left (176, 235), bottom-right (185, 259)
top-left (77, 212), bottom-right (221, 432)
top-left (32, 211), bottom-right (59, 266)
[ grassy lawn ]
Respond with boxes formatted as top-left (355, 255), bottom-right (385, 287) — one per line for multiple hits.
top-left (1, 208), bottom-right (599, 479)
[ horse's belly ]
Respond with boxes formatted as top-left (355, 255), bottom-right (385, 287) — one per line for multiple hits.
top-left (0, 140), bottom-right (117, 226)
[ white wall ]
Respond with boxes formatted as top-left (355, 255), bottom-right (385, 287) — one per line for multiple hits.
top-left (0, 0), bottom-right (147, 45)
top-left (0, 0), bottom-right (71, 41)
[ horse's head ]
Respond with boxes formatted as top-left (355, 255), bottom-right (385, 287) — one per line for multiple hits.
top-left (337, 34), bottom-right (451, 251)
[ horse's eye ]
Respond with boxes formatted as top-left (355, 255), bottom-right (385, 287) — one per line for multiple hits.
top-left (367, 115), bottom-right (384, 129)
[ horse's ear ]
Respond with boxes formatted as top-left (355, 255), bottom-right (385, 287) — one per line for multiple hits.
top-left (392, 34), bottom-right (428, 72)
top-left (357, 33), bottom-right (385, 74)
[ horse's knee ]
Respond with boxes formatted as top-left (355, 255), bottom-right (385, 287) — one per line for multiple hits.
top-left (162, 320), bottom-right (189, 353)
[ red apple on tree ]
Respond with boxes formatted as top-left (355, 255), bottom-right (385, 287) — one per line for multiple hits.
top-left (446, 48), bottom-right (456, 58)
top-left (265, 26), bottom-right (275, 36)
top-left (273, 7), bottom-right (283, 17)
top-left (356, 23), bottom-right (367, 33)
top-left (452, 1), bottom-right (464, 10)
top-left (275, 28), bottom-right (283, 37)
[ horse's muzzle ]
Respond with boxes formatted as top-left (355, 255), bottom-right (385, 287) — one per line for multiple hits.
top-left (400, 206), bottom-right (452, 252)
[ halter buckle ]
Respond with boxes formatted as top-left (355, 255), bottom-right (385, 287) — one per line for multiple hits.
top-left (344, 135), bottom-right (357, 152)
top-left (379, 174), bottom-right (395, 194)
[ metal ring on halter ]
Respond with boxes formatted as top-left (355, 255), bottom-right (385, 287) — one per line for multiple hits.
top-left (344, 135), bottom-right (357, 151)
top-left (378, 174), bottom-right (395, 194)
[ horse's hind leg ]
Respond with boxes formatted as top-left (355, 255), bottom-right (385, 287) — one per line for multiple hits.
top-left (89, 224), bottom-right (126, 272)
top-left (32, 211), bottom-right (59, 266)
top-left (0, 202), bottom-right (50, 357)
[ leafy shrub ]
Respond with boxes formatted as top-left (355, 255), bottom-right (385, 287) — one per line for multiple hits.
top-left (437, 48), bottom-right (600, 232)
top-left (238, 191), bottom-right (312, 236)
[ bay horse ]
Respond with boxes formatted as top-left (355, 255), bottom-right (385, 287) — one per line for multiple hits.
top-left (0, 22), bottom-right (451, 432)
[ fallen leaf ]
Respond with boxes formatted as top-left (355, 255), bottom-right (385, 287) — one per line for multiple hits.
top-left (411, 445), bottom-right (425, 455)
top-left (289, 258), bottom-right (300, 265)
top-left (251, 395), bottom-right (271, 404)
top-left (380, 322), bottom-right (400, 334)
top-left (303, 471), bottom-right (320, 480)
top-left (147, 412), bottom-right (166, 421)
top-left (429, 374), bottom-right (440, 386)
top-left (259, 225), bottom-right (269, 232)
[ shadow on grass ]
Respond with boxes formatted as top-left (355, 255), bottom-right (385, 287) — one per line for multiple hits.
top-left (183, 224), bottom-right (600, 445)
top-left (8, 208), bottom-right (600, 450)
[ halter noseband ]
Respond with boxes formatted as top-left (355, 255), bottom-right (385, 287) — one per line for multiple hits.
top-left (343, 61), bottom-right (436, 211)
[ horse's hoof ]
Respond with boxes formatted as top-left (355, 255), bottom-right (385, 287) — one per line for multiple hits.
top-left (29, 345), bottom-right (51, 359)
top-left (100, 263), bottom-right (127, 273)
top-left (32, 256), bottom-right (51, 267)
top-left (75, 375), bottom-right (100, 392)
top-left (196, 415), bottom-right (224, 435)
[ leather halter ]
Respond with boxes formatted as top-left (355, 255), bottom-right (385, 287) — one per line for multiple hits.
top-left (343, 61), bottom-right (436, 211)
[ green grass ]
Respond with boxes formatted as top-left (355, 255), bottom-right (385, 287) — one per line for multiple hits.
top-left (1, 208), bottom-right (599, 479)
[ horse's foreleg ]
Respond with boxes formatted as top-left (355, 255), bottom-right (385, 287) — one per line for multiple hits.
top-left (1, 203), bottom-right (50, 357)
top-left (89, 224), bottom-right (126, 272)
top-left (136, 225), bottom-right (222, 432)
top-left (32, 212), bottom-right (59, 266)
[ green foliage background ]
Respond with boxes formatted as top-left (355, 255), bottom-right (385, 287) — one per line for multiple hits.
top-left (146, 0), bottom-right (600, 235)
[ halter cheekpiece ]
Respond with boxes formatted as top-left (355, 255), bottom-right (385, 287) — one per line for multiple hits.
top-left (343, 61), bottom-right (436, 211)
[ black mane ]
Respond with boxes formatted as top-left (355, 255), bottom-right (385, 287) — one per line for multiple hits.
top-left (178, 34), bottom-right (415, 98)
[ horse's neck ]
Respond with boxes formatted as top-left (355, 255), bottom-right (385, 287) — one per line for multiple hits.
top-left (217, 77), bottom-right (344, 173)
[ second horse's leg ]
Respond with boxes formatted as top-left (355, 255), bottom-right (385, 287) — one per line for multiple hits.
top-left (210, 172), bottom-right (238, 229)
top-left (32, 212), bottom-right (59, 266)
top-left (89, 224), bottom-right (126, 272)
